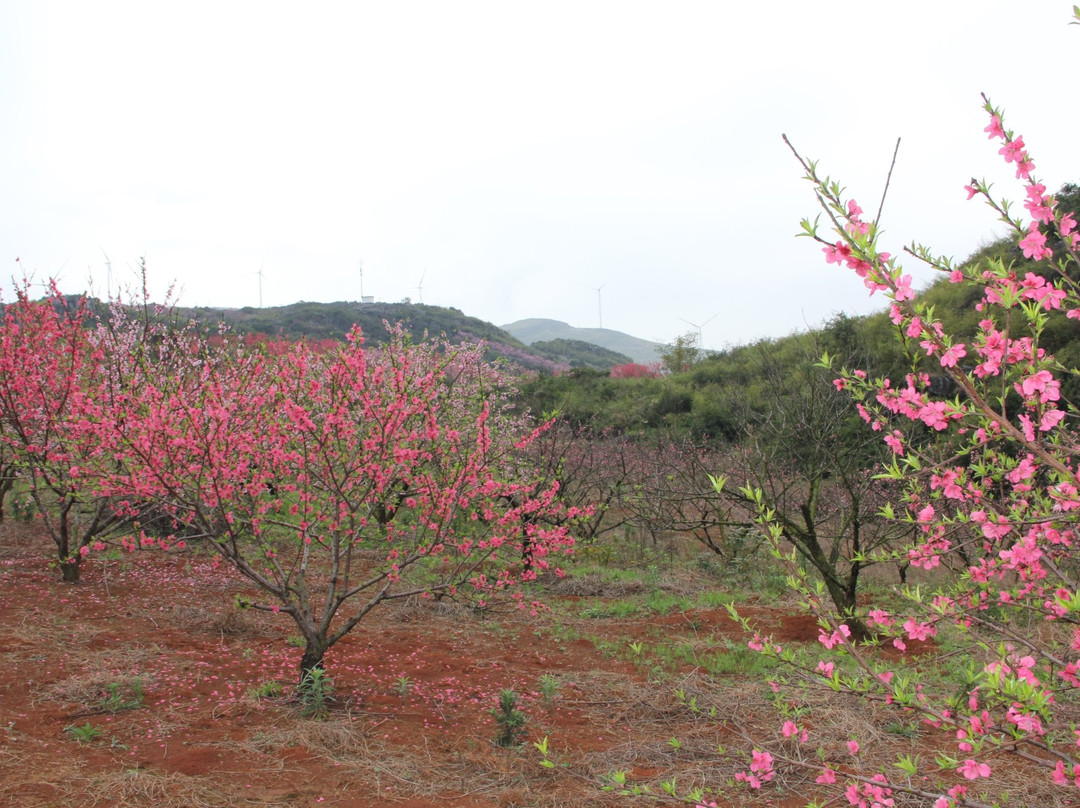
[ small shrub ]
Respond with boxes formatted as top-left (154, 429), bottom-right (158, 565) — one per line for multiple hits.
top-left (12, 495), bottom-right (35, 522)
top-left (394, 675), bottom-right (413, 704)
top-left (537, 673), bottom-right (559, 709)
top-left (297, 668), bottom-right (334, 719)
top-left (580, 600), bottom-right (641, 619)
top-left (491, 689), bottom-right (527, 747)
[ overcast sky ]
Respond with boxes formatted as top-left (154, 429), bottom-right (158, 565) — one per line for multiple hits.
top-left (1, 1), bottom-right (1075, 349)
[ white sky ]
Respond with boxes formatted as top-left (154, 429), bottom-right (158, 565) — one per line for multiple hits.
top-left (1, 1), bottom-right (1075, 349)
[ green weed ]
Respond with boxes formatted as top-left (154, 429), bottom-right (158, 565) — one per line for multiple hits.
top-left (99, 677), bottom-right (145, 712)
top-left (533, 735), bottom-right (556, 768)
top-left (580, 600), bottom-right (641, 619)
top-left (297, 668), bottom-right (334, 719)
top-left (537, 673), bottom-right (559, 709)
top-left (394, 675), bottom-right (413, 704)
top-left (694, 590), bottom-right (731, 609)
top-left (885, 721), bottom-right (921, 739)
top-left (491, 689), bottom-right (527, 747)
top-left (644, 591), bottom-right (690, 614)
top-left (698, 640), bottom-right (780, 677)
top-left (64, 722), bottom-right (103, 744)
top-left (247, 681), bottom-right (283, 700)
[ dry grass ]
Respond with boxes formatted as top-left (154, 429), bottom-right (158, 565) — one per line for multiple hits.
top-left (6, 604), bottom-right (104, 644)
top-left (385, 593), bottom-right (471, 623)
top-left (331, 732), bottom-right (604, 807)
top-left (37, 647), bottom-right (158, 711)
top-left (0, 519), bottom-right (43, 557)
top-left (231, 706), bottom-right (622, 807)
top-left (545, 574), bottom-right (648, 598)
top-left (0, 750), bottom-right (87, 806)
top-left (69, 768), bottom-right (236, 808)
top-left (0, 740), bottom-right (237, 808)
top-left (5, 519), bottom-right (1075, 807)
top-left (169, 604), bottom-right (266, 638)
top-left (241, 713), bottom-right (371, 761)
top-left (237, 718), bottom-right (522, 801)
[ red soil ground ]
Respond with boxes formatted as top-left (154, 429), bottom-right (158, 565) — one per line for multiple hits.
top-left (0, 523), bottom-right (826, 807)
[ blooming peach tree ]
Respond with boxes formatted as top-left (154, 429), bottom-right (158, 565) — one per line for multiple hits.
top-left (719, 79), bottom-right (1080, 806)
top-left (100, 324), bottom-right (575, 680)
top-left (0, 286), bottom-right (149, 581)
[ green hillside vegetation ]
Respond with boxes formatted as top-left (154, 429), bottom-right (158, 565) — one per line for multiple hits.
top-left (502, 318), bottom-right (664, 365)
top-left (194, 300), bottom-right (513, 346)
top-left (34, 297), bottom-right (655, 375)
top-left (516, 183), bottom-right (1080, 443)
top-left (515, 321), bottom-right (887, 442)
top-left (38, 180), bottom-right (1080, 418)
top-left (172, 300), bottom-right (570, 374)
top-left (160, 302), bottom-right (652, 375)
top-left (528, 338), bottom-right (633, 370)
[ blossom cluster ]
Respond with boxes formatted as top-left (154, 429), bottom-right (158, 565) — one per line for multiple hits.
top-left (724, 92), bottom-right (1080, 808)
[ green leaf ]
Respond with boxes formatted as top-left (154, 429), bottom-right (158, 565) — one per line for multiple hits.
top-left (893, 753), bottom-right (919, 775)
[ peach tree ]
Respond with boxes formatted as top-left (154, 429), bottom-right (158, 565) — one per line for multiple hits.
top-left (99, 324), bottom-right (575, 680)
top-left (721, 67), bottom-right (1080, 808)
top-left (0, 286), bottom-right (146, 581)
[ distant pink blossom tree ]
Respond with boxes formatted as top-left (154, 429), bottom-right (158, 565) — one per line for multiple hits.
top-left (609, 362), bottom-right (662, 379)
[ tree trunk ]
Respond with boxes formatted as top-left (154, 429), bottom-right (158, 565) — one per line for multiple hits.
top-left (60, 558), bottom-right (81, 583)
top-left (787, 523), bottom-right (869, 642)
top-left (54, 498), bottom-right (79, 583)
top-left (826, 581), bottom-right (869, 642)
top-left (0, 475), bottom-right (12, 521)
top-left (299, 637), bottom-right (329, 684)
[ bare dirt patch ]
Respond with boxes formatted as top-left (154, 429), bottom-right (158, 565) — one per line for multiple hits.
top-left (0, 525), bottom-right (1015, 807)
top-left (0, 528), bottom-right (715, 806)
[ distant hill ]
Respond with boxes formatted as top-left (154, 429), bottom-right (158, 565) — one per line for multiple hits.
top-left (173, 300), bottom-right (574, 373)
top-left (64, 298), bottom-right (658, 374)
top-left (501, 319), bottom-right (663, 365)
top-left (191, 300), bottom-right (506, 345)
top-left (529, 338), bottom-right (632, 370)
top-left (148, 300), bottom-right (629, 374)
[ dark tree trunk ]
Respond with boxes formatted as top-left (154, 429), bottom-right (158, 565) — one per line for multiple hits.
top-left (54, 498), bottom-right (80, 583)
top-left (521, 531), bottom-right (534, 575)
top-left (0, 474), bottom-right (13, 521)
top-left (60, 558), bottom-right (80, 583)
top-left (828, 583), bottom-right (869, 642)
top-left (299, 637), bottom-right (329, 684)
top-left (787, 518), bottom-right (869, 642)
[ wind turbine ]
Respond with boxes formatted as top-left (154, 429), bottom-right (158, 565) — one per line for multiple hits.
top-left (591, 282), bottom-right (607, 329)
top-left (416, 270), bottom-right (426, 304)
top-left (100, 248), bottom-right (112, 300)
top-left (250, 266), bottom-right (266, 308)
top-left (679, 312), bottom-right (719, 352)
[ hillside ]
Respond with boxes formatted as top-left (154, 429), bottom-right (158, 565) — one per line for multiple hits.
top-left (501, 318), bottom-right (664, 365)
top-left (170, 300), bottom-right (563, 373)
top-left (515, 213), bottom-right (1080, 443)
top-left (528, 338), bottom-right (632, 369)
top-left (151, 300), bottom-right (635, 374)
top-left (190, 300), bottom-right (507, 345)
